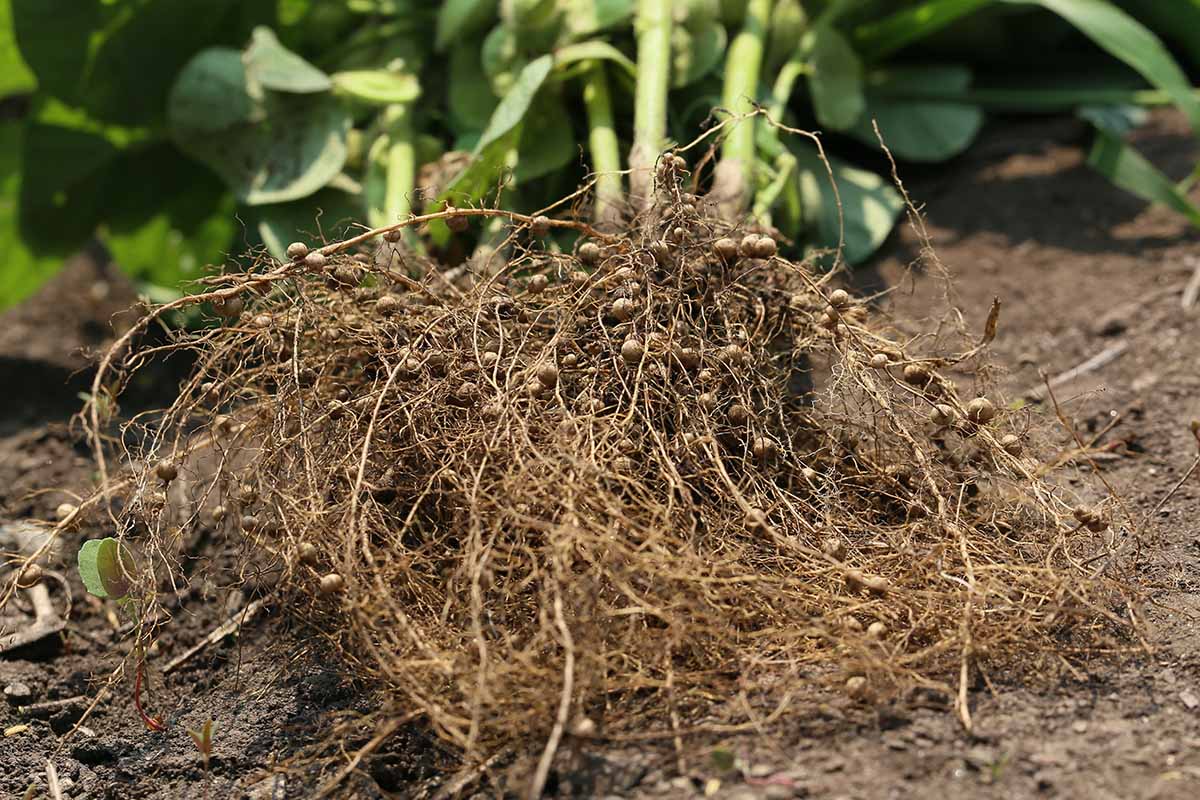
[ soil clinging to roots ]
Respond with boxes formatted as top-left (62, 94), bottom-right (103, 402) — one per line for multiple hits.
top-left (80, 164), bottom-right (1134, 774)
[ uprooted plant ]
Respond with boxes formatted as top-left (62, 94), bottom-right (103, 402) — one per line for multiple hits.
top-left (46, 143), bottom-right (1145, 789)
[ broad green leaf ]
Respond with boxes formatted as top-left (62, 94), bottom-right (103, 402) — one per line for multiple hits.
top-left (671, 21), bottom-right (727, 88)
top-left (255, 187), bottom-right (363, 258)
top-left (102, 145), bottom-right (237, 288)
top-left (18, 122), bottom-right (118, 252)
top-left (78, 0), bottom-right (243, 126)
top-left (503, 0), bottom-right (558, 29)
top-left (435, 55), bottom-right (553, 232)
top-left (805, 24), bottom-right (864, 130)
top-left (10, 0), bottom-right (99, 104)
top-left (849, 66), bottom-right (983, 162)
top-left (449, 38), bottom-right (498, 133)
top-left (481, 24), bottom-right (526, 96)
top-left (0, 122), bottom-right (60, 308)
top-left (516, 93), bottom-right (576, 182)
top-left (0, 0), bottom-right (36, 97)
top-left (1007, 0), bottom-right (1200, 131)
top-left (331, 21), bottom-right (428, 74)
top-left (477, 55), bottom-right (554, 153)
top-left (562, 0), bottom-right (635, 39)
top-left (175, 94), bottom-right (351, 205)
top-left (167, 49), bottom-right (259, 133)
top-left (554, 40), bottom-right (637, 77)
top-left (793, 143), bottom-right (904, 265)
top-left (765, 0), bottom-right (808, 74)
top-left (1123, 0), bottom-right (1200, 69)
top-left (243, 26), bottom-right (331, 93)
top-left (1085, 118), bottom-right (1200, 227)
top-left (332, 70), bottom-right (420, 105)
top-left (436, 0), bottom-right (498, 51)
top-left (77, 538), bottom-right (135, 600)
top-left (170, 50), bottom-right (351, 205)
top-left (852, 0), bottom-right (991, 61)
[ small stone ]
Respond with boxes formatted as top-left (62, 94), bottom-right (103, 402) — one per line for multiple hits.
top-left (4, 682), bottom-right (33, 703)
top-left (964, 746), bottom-right (997, 770)
top-left (1180, 689), bottom-right (1199, 709)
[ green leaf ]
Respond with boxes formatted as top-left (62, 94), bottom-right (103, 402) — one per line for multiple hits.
top-left (1008, 0), bottom-right (1200, 131)
top-left (436, 0), bottom-right (498, 51)
top-left (793, 144), bottom-right (904, 265)
top-left (481, 23), bottom-right (526, 96)
top-left (1085, 117), bottom-right (1200, 227)
top-left (102, 145), bottom-right (237, 288)
top-left (477, 55), bottom-right (554, 154)
top-left (1122, 0), bottom-right (1200, 69)
top-left (562, 0), bottom-right (635, 39)
top-left (18, 122), bottom-right (118, 252)
top-left (170, 49), bottom-right (351, 205)
top-left (848, 66), bottom-right (984, 162)
top-left (332, 70), bottom-right (420, 105)
top-left (805, 24), bottom-right (865, 130)
top-left (515, 93), bottom-right (576, 182)
top-left (10, 0), bottom-right (99, 104)
top-left (77, 538), bottom-right (135, 600)
top-left (435, 55), bottom-right (554, 234)
top-left (243, 25), bottom-right (331, 93)
top-left (79, 0), bottom-right (244, 126)
top-left (449, 38), bottom-right (498, 133)
top-left (0, 0), bottom-right (36, 97)
top-left (852, 0), bottom-right (992, 61)
top-left (0, 122), bottom-right (60, 308)
top-left (765, 0), bottom-right (808, 74)
top-left (255, 187), bottom-right (363, 259)
top-left (671, 21), bottom-right (727, 88)
top-left (554, 40), bottom-right (637, 77)
top-left (167, 49), bottom-right (259, 133)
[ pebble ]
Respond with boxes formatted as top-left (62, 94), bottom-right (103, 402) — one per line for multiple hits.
top-left (964, 746), bottom-right (997, 769)
top-left (4, 682), bottom-right (33, 703)
top-left (1072, 720), bottom-right (1089, 734)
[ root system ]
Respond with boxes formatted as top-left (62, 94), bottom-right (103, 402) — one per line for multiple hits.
top-left (79, 162), bottom-right (1135, 769)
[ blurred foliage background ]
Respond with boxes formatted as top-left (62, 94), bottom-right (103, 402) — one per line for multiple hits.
top-left (3, 0), bottom-right (1200, 308)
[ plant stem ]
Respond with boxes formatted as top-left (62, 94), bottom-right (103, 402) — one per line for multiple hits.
top-left (714, 0), bottom-right (774, 220)
top-left (134, 655), bottom-right (164, 732)
top-left (384, 106), bottom-right (416, 244)
top-left (583, 64), bottom-right (623, 227)
top-left (630, 0), bottom-right (673, 207)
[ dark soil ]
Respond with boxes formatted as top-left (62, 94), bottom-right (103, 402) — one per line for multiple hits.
top-left (3, 111), bottom-right (1200, 798)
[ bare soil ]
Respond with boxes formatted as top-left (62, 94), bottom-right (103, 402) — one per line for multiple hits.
top-left (3, 111), bottom-right (1200, 798)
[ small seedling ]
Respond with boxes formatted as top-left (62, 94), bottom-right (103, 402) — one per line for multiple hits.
top-left (188, 719), bottom-right (215, 773)
top-left (77, 538), bottom-right (164, 732)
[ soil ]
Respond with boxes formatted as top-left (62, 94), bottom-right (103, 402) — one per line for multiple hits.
top-left (3, 110), bottom-right (1200, 799)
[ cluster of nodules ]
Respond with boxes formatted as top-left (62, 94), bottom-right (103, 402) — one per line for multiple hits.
top-left (121, 201), bottom-right (1121, 752)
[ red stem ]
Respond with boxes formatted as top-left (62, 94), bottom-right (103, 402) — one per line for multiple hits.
top-left (134, 658), bottom-right (165, 732)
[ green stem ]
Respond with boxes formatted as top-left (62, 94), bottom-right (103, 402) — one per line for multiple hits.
top-left (714, 0), bottom-right (773, 219)
top-left (630, 0), bottom-right (673, 205)
top-left (583, 64), bottom-right (623, 226)
top-left (384, 107), bottom-right (416, 243)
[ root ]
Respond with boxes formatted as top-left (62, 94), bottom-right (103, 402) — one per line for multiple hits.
top-left (71, 162), bottom-right (1136, 771)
